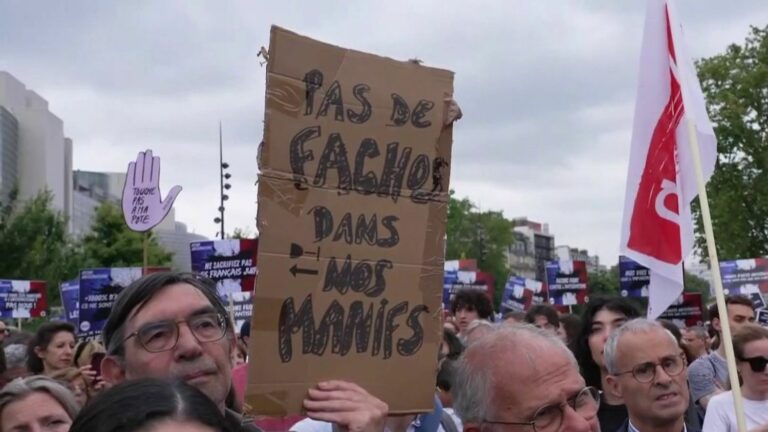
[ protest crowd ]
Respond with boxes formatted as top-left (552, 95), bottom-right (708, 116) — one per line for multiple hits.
top-left (0, 270), bottom-right (765, 432)
top-left (2, 0), bottom-right (768, 431)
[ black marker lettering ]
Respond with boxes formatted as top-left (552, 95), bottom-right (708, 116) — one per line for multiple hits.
top-left (347, 84), bottom-right (372, 124)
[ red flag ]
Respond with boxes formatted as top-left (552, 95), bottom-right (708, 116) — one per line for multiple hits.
top-left (621, 0), bottom-right (717, 319)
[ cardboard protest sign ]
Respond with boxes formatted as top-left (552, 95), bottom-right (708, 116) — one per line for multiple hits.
top-left (0, 280), bottom-right (47, 318)
top-left (248, 26), bottom-right (455, 415)
top-left (121, 150), bottom-right (182, 232)
top-left (78, 268), bottom-right (143, 339)
top-left (619, 255), bottom-right (650, 298)
top-left (546, 260), bottom-right (589, 307)
top-left (190, 239), bottom-right (259, 295)
top-left (222, 291), bottom-right (253, 333)
top-left (720, 258), bottom-right (768, 310)
top-left (59, 280), bottom-right (79, 327)
top-left (658, 292), bottom-right (703, 328)
top-left (500, 276), bottom-right (544, 313)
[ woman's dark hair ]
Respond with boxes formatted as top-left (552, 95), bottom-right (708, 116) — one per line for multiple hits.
top-left (450, 289), bottom-right (494, 321)
top-left (26, 321), bottom-right (76, 374)
top-left (574, 296), bottom-right (641, 389)
top-left (525, 304), bottom-right (560, 328)
top-left (559, 313), bottom-right (582, 347)
top-left (441, 329), bottom-right (464, 360)
top-left (69, 378), bottom-right (235, 432)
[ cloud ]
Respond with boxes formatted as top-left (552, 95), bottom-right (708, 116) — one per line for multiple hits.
top-left (0, 0), bottom-right (764, 267)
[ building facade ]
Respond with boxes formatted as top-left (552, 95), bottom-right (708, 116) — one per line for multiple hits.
top-left (507, 218), bottom-right (556, 281)
top-left (556, 245), bottom-right (604, 273)
top-left (0, 106), bottom-right (19, 206)
top-left (0, 72), bottom-right (73, 228)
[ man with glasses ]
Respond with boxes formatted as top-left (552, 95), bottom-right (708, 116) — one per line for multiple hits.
top-left (604, 319), bottom-right (697, 432)
top-left (100, 272), bottom-right (388, 432)
top-left (453, 324), bottom-right (600, 432)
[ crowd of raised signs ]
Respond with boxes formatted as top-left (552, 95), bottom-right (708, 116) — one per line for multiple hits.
top-left (0, 271), bottom-right (765, 432)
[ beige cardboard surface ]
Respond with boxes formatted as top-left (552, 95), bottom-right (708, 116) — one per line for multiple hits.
top-left (246, 25), bottom-right (455, 416)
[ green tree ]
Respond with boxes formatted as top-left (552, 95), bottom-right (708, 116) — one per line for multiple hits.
top-left (695, 25), bottom-right (768, 261)
top-left (81, 202), bottom-right (173, 268)
top-left (445, 191), bottom-right (514, 305)
top-left (588, 266), bottom-right (620, 297)
top-left (0, 190), bottom-right (83, 306)
top-left (684, 271), bottom-right (711, 305)
top-left (229, 227), bottom-right (255, 239)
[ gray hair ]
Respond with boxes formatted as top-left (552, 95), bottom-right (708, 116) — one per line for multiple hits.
top-left (461, 319), bottom-right (495, 345)
top-left (0, 376), bottom-right (81, 419)
top-left (453, 324), bottom-right (577, 423)
top-left (686, 325), bottom-right (708, 340)
top-left (4, 344), bottom-right (27, 369)
top-left (604, 318), bottom-right (678, 374)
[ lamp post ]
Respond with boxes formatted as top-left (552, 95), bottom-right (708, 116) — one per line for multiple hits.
top-left (214, 122), bottom-right (232, 239)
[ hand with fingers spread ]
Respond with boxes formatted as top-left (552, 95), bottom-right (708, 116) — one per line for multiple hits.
top-left (302, 381), bottom-right (388, 432)
top-left (121, 150), bottom-right (182, 232)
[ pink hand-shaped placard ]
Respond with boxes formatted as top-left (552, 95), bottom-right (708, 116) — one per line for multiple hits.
top-left (121, 150), bottom-right (182, 232)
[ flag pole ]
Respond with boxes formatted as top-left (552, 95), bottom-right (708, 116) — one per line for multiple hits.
top-left (685, 118), bottom-right (747, 432)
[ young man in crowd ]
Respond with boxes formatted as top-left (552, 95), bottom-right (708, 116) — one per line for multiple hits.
top-left (687, 295), bottom-right (755, 417)
top-left (605, 319), bottom-right (697, 432)
top-left (453, 324), bottom-right (600, 432)
top-left (101, 272), bottom-right (388, 432)
top-left (450, 289), bottom-right (494, 336)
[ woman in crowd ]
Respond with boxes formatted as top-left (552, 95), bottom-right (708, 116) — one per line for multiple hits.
top-left (26, 322), bottom-right (76, 376)
top-left (50, 367), bottom-right (90, 407)
top-left (703, 324), bottom-right (768, 431)
top-left (69, 378), bottom-right (236, 432)
top-left (233, 339), bottom-right (248, 366)
top-left (73, 340), bottom-right (104, 369)
top-left (0, 376), bottom-right (80, 432)
top-left (574, 296), bottom-right (640, 432)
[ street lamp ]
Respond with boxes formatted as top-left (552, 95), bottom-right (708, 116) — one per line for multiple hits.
top-left (214, 122), bottom-right (232, 239)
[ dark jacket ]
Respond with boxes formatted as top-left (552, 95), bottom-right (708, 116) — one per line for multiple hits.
top-left (613, 419), bottom-right (701, 432)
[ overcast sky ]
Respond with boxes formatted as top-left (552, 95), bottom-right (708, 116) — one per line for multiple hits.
top-left (1, 1), bottom-right (766, 265)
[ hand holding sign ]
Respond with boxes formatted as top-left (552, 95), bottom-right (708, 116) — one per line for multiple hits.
top-left (122, 150), bottom-right (182, 232)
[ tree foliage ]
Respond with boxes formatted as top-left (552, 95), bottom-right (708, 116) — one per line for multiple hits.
top-left (445, 191), bottom-right (514, 305)
top-left (81, 202), bottom-right (172, 268)
top-left (695, 25), bottom-right (768, 261)
top-left (0, 191), bottom-right (82, 306)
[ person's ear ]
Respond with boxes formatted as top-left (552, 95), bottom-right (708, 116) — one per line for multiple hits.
top-left (101, 355), bottom-right (126, 384)
top-left (605, 373), bottom-right (623, 399)
top-left (33, 345), bottom-right (45, 360)
top-left (712, 317), bottom-right (721, 332)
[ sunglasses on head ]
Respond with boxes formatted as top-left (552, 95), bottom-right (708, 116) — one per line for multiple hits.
top-left (741, 356), bottom-right (768, 373)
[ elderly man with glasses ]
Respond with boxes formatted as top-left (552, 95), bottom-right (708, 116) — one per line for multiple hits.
top-left (604, 319), bottom-right (698, 432)
top-left (100, 272), bottom-right (388, 432)
top-left (453, 324), bottom-right (600, 432)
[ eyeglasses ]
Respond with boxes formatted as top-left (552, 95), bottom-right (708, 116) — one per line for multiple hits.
top-left (483, 386), bottom-right (600, 432)
top-left (121, 312), bottom-right (228, 353)
top-left (614, 353), bottom-right (687, 383)
top-left (740, 356), bottom-right (768, 373)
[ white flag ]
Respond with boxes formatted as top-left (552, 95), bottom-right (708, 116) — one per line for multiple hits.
top-left (620, 0), bottom-right (717, 319)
